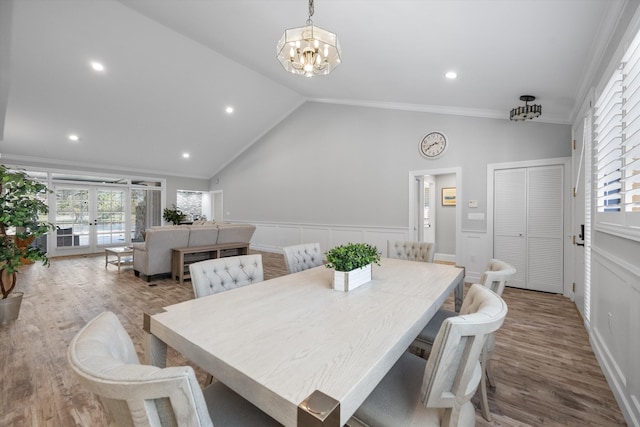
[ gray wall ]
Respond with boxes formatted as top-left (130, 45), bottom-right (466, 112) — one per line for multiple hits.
top-left (435, 173), bottom-right (456, 255)
top-left (212, 101), bottom-right (570, 231)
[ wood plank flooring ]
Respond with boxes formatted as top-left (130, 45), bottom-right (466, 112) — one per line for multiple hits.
top-left (0, 251), bottom-right (627, 426)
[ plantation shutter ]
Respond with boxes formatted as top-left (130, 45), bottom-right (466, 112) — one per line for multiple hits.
top-left (622, 32), bottom-right (640, 212)
top-left (594, 66), bottom-right (623, 213)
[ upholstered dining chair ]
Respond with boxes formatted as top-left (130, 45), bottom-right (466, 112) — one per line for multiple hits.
top-left (282, 243), bottom-right (323, 274)
top-left (412, 258), bottom-right (516, 421)
top-left (189, 254), bottom-right (263, 299)
top-left (387, 240), bottom-right (435, 263)
top-left (68, 311), bottom-right (281, 427)
top-left (349, 284), bottom-right (508, 427)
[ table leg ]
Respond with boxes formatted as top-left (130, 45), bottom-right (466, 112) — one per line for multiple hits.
top-left (454, 273), bottom-right (464, 313)
top-left (143, 312), bottom-right (167, 368)
top-left (116, 254), bottom-right (121, 273)
top-left (105, 252), bottom-right (108, 269)
top-left (298, 390), bottom-right (340, 427)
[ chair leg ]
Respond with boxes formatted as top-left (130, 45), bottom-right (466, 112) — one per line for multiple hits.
top-left (205, 374), bottom-right (214, 385)
top-left (479, 364), bottom-right (492, 422)
top-left (486, 359), bottom-right (496, 388)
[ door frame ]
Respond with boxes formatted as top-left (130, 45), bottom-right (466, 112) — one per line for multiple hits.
top-left (487, 157), bottom-right (572, 298)
top-left (50, 184), bottom-right (131, 257)
top-left (408, 167), bottom-right (462, 266)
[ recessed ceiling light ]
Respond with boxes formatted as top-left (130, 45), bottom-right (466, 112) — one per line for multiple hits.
top-left (68, 134), bottom-right (80, 141)
top-left (182, 153), bottom-right (190, 159)
top-left (225, 106), bottom-right (234, 114)
top-left (90, 61), bottom-right (105, 72)
top-left (445, 71), bottom-right (458, 79)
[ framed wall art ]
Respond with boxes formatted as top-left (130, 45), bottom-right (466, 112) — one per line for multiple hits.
top-left (442, 187), bottom-right (456, 206)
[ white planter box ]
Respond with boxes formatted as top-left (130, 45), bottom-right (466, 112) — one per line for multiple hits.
top-left (332, 264), bottom-right (372, 292)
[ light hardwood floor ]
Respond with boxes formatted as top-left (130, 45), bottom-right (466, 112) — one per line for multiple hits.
top-left (0, 251), bottom-right (627, 426)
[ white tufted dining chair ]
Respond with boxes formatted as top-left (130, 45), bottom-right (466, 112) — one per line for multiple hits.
top-left (349, 284), bottom-right (508, 427)
top-left (282, 243), bottom-right (324, 274)
top-left (412, 258), bottom-right (516, 421)
top-left (188, 254), bottom-right (264, 385)
top-left (68, 311), bottom-right (281, 427)
top-left (387, 240), bottom-right (435, 263)
top-left (189, 254), bottom-right (263, 299)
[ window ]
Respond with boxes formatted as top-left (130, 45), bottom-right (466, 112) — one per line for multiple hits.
top-left (594, 27), bottom-right (640, 233)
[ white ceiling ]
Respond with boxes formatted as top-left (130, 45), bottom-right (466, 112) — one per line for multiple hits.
top-left (0, 0), bottom-right (628, 179)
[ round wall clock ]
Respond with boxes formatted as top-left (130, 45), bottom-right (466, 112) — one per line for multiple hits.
top-left (419, 131), bottom-right (448, 159)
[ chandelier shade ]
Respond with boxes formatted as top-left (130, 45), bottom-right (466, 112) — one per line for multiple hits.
top-left (276, 0), bottom-right (341, 77)
top-left (510, 95), bottom-right (542, 121)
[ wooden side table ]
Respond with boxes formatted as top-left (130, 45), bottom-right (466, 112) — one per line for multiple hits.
top-left (171, 242), bottom-right (249, 284)
top-left (105, 247), bottom-right (134, 273)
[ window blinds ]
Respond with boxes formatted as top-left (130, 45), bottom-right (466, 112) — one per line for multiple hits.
top-left (594, 26), bottom-right (640, 214)
top-left (622, 32), bottom-right (640, 212)
top-left (594, 67), bottom-right (623, 212)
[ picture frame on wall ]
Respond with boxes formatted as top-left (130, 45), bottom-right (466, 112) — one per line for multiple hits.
top-left (442, 187), bottom-right (456, 206)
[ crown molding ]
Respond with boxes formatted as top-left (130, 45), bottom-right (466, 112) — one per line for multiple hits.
top-left (308, 97), bottom-right (569, 125)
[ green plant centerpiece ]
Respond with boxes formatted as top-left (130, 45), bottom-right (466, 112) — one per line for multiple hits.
top-left (163, 204), bottom-right (185, 225)
top-left (325, 242), bottom-right (381, 292)
top-left (0, 165), bottom-right (52, 322)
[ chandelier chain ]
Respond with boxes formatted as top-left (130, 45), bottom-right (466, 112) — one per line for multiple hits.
top-left (307, 0), bottom-right (314, 24)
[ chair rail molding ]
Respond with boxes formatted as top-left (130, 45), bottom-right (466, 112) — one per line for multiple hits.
top-left (249, 221), bottom-right (408, 258)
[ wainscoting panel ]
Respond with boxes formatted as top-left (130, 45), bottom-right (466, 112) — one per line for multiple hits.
top-left (591, 248), bottom-right (640, 426)
top-left (459, 231), bottom-right (489, 282)
top-left (249, 221), bottom-right (407, 257)
top-left (275, 225), bottom-right (303, 248)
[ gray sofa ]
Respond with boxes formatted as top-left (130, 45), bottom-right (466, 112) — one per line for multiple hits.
top-left (133, 223), bottom-right (256, 280)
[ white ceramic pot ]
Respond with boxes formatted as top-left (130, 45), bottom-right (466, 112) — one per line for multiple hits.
top-left (0, 292), bottom-right (23, 323)
top-left (332, 264), bottom-right (372, 292)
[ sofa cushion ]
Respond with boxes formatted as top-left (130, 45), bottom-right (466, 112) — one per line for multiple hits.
top-left (216, 224), bottom-right (256, 244)
top-left (186, 226), bottom-right (219, 247)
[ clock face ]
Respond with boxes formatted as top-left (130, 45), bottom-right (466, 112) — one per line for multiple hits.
top-left (419, 132), bottom-right (448, 159)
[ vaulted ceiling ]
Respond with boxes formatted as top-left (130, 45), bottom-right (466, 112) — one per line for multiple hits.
top-left (0, 0), bottom-right (630, 179)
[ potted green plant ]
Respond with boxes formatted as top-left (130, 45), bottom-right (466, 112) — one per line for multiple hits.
top-left (325, 242), bottom-right (381, 291)
top-left (163, 204), bottom-right (185, 225)
top-left (0, 165), bottom-right (52, 322)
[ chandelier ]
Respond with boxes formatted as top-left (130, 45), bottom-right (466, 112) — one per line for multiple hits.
top-left (276, 0), bottom-right (341, 77)
top-left (510, 95), bottom-right (542, 121)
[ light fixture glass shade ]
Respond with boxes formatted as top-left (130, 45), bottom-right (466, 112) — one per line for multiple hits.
top-left (276, 24), bottom-right (342, 77)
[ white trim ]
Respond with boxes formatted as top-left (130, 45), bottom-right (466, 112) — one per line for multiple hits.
top-left (310, 97), bottom-right (568, 124)
top-left (408, 167), bottom-right (462, 267)
top-left (569, 1), bottom-right (627, 124)
top-left (248, 221), bottom-right (408, 257)
top-left (1, 153), bottom-right (202, 180)
top-left (487, 157), bottom-right (572, 296)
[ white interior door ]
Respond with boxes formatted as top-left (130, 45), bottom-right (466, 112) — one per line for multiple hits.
top-left (494, 169), bottom-right (527, 289)
top-left (494, 165), bottom-right (564, 293)
top-left (527, 166), bottom-right (564, 293)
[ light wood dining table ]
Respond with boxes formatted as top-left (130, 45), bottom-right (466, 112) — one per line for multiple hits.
top-left (144, 257), bottom-right (464, 427)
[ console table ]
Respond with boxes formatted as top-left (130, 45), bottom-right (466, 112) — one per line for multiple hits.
top-left (171, 242), bottom-right (250, 284)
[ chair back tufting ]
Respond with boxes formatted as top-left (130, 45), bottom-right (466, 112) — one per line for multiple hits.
top-left (189, 254), bottom-right (263, 298)
top-left (282, 243), bottom-right (323, 274)
top-left (387, 240), bottom-right (435, 263)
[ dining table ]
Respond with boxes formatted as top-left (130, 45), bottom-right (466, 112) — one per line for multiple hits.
top-left (144, 257), bottom-right (464, 427)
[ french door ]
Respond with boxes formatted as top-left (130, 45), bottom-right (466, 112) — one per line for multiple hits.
top-left (52, 186), bottom-right (128, 255)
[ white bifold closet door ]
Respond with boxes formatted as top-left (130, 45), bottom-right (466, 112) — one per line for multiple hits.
top-left (494, 165), bottom-right (564, 293)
